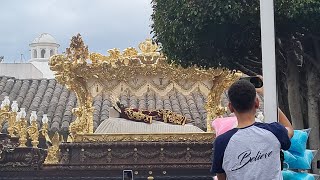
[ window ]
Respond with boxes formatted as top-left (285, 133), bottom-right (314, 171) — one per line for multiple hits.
top-left (50, 49), bottom-right (54, 57)
top-left (41, 49), bottom-right (46, 58)
top-left (33, 50), bottom-right (37, 58)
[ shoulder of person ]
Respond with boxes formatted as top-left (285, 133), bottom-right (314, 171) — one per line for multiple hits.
top-left (255, 122), bottom-right (286, 130)
top-left (269, 122), bottom-right (287, 130)
top-left (214, 128), bottom-right (238, 145)
top-left (265, 122), bottom-right (291, 150)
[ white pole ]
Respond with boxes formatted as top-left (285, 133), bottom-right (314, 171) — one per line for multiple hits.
top-left (260, 0), bottom-right (278, 123)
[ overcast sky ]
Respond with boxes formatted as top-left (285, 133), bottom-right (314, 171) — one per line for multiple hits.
top-left (0, 0), bottom-right (153, 62)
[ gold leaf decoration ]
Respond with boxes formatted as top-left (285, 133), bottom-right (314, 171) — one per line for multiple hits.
top-left (49, 33), bottom-right (241, 140)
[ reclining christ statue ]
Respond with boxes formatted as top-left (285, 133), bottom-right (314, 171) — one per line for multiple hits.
top-left (95, 100), bottom-right (205, 134)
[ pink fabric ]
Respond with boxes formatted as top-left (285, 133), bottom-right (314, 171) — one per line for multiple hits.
top-left (212, 116), bottom-right (238, 137)
top-left (213, 176), bottom-right (218, 180)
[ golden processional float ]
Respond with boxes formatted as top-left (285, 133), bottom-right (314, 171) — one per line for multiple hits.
top-left (0, 34), bottom-right (240, 179)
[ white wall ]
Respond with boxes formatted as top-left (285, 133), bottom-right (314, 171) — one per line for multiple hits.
top-left (0, 63), bottom-right (43, 79)
top-left (30, 62), bottom-right (54, 78)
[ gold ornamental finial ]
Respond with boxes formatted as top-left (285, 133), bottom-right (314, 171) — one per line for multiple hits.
top-left (89, 53), bottom-right (107, 64)
top-left (49, 34), bottom-right (94, 139)
top-left (44, 131), bottom-right (61, 164)
top-left (107, 48), bottom-right (121, 60)
top-left (123, 47), bottom-right (138, 58)
top-left (138, 39), bottom-right (159, 55)
top-left (27, 111), bottom-right (39, 148)
top-left (66, 33), bottom-right (89, 64)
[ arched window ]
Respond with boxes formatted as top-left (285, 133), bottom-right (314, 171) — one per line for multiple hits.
top-left (50, 49), bottom-right (54, 57)
top-left (41, 49), bottom-right (46, 58)
top-left (33, 50), bottom-right (37, 58)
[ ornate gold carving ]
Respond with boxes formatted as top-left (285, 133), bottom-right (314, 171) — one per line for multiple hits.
top-left (6, 108), bottom-right (17, 137)
top-left (0, 98), bottom-right (14, 135)
top-left (49, 34), bottom-right (94, 141)
top-left (40, 114), bottom-right (61, 164)
top-left (1, 97), bottom-right (61, 164)
top-left (123, 47), bottom-right (138, 58)
top-left (17, 117), bottom-right (28, 147)
top-left (205, 71), bottom-right (242, 132)
top-left (51, 35), bottom-right (228, 84)
top-left (40, 119), bottom-right (51, 145)
top-left (44, 132), bottom-right (61, 164)
top-left (160, 110), bottom-right (186, 125)
top-left (0, 109), bottom-right (10, 133)
top-left (139, 39), bottom-right (158, 55)
top-left (49, 34), bottom-right (239, 138)
top-left (0, 99), bottom-right (30, 147)
top-left (108, 48), bottom-right (121, 60)
top-left (123, 108), bottom-right (153, 124)
top-left (66, 34), bottom-right (89, 65)
top-left (119, 108), bottom-right (187, 125)
top-left (27, 112), bottom-right (39, 148)
top-left (74, 132), bottom-right (214, 142)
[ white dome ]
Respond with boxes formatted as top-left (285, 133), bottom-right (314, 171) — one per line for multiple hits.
top-left (32, 33), bottom-right (57, 44)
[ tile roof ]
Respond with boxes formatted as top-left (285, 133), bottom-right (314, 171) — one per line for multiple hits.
top-left (0, 76), bottom-right (75, 134)
top-left (0, 76), bottom-right (214, 135)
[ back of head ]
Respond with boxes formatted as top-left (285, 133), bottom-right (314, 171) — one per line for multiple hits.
top-left (228, 80), bottom-right (257, 113)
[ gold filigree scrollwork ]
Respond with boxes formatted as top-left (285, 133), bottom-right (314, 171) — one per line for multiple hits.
top-left (205, 71), bottom-right (242, 132)
top-left (107, 48), bottom-right (121, 60)
top-left (74, 132), bottom-right (214, 142)
top-left (0, 105), bottom-right (10, 132)
top-left (63, 37), bottom-right (230, 85)
top-left (27, 118), bottom-right (39, 148)
top-left (50, 33), bottom-right (239, 139)
top-left (137, 38), bottom-right (160, 64)
top-left (139, 38), bottom-right (158, 55)
top-left (123, 47), bottom-right (138, 58)
top-left (123, 108), bottom-right (153, 124)
top-left (44, 132), bottom-right (61, 164)
top-left (49, 34), bottom-right (94, 141)
top-left (90, 52), bottom-right (108, 64)
top-left (122, 47), bottom-right (138, 66)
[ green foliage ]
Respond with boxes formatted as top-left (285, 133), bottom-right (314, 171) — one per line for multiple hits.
top-left (275, 0), bottom-right (320, 37)
top-left (151, 0), bottom-right (320, 73)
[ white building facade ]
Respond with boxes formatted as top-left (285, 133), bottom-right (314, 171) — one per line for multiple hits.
top-left (0, 33), bottom-right (59, 79)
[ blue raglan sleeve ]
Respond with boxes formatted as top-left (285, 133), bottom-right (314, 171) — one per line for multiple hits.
top-left (211, 136), bottom-right (225, 174)
top-left (211, 128), bottom-right (238, 174)
top-left (258, 122), bottom-right (291, 150)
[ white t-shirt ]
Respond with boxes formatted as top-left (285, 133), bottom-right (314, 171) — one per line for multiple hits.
top-left (211, 122), bottom-right (291, 180)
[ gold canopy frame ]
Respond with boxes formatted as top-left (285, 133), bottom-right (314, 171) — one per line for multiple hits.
top-left (49, 34), bottom-right (241, 142)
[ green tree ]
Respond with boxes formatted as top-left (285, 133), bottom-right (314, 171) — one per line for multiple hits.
top-left (151, 0), bottom-right (262, 74)
top-left (274, 2), bottom-right (320, 171)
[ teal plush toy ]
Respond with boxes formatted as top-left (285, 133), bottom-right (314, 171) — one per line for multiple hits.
top-left (283, 150), bottom-right (296, 164)
top-left (289, 150), bottom-right (315, 170)
top-left (282, 129), bottom-right (318, 180)
top-left (288, 129), bottom-right (309, 155)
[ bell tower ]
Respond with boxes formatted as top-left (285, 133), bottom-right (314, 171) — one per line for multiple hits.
top-left (28, 33), bottom-right (60, 78)
top-left (29, 33), bottom-right (60, 62)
